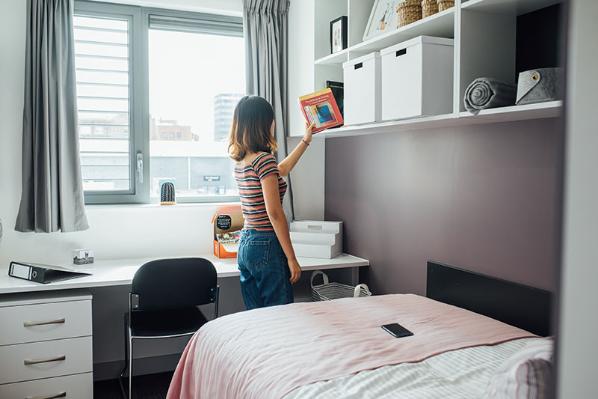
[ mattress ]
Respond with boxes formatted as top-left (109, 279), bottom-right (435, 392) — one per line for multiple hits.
top-left (167, 294), bottom-right (536, 399)
top-left (286, 337), bottom-right (540, 399)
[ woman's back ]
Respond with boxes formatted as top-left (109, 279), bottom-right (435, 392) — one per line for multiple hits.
top-left (235, 151), bottom-right (287, 231)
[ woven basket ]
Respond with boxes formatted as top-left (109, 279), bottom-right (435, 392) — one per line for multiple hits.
top-left (311, 271), bottom-right (372, 301)
top-left (437, 0), bottom-right (455, 11)
top-left (422, 0), bottom-right (438, 18)
top-left (397, 0), bottom-right (422, 27)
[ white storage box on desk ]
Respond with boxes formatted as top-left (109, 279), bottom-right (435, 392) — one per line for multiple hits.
top-left (343, 53), bottom-right (381, 125)
top-left (290, 221), bottom-right (343, 259)
top-left (381, 36), bottom-right (454, 121)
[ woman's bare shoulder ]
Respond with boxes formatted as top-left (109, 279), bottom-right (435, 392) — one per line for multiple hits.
top-left (238, 151), bottom-right (274, 168)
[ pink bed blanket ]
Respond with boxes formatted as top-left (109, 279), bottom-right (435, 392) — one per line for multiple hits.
top-left (167, 294), bottom-right (535, 399)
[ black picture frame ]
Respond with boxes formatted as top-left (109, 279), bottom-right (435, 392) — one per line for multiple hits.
top-left (330, 16), bottom-right (348, 54)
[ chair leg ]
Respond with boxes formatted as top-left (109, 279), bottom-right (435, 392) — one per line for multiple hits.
top-left (128, 335), bottom-right (134, 399)
top-left (214, 286), bottom-right (220, 319)
top-left (119, 315), bottom-right (129, 398)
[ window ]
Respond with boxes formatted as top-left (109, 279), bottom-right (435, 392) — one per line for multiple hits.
top-left (74, 2), bottom-right (244, 204)
top-left (148, 19), bottom-right (244, 200)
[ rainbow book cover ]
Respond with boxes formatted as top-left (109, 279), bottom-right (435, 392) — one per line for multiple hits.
top-left (299, 88), bottom-right (344, 133)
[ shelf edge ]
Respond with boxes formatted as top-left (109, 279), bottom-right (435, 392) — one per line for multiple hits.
top-left (312, 102), bottom-right (562, 139)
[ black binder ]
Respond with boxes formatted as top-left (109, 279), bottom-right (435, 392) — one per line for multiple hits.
top-left (8, 262), bottom-right (92, 284)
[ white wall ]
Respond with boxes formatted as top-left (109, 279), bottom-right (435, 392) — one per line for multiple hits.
top-left (288, 0), bottom-right (315, 137)
top-left (557, 1), bottom-right (598, 398)
top-left (289, 137), bottom-right (325, 220)
top-left (287, 0), bottom-right (326, 220)
top-left (0, 0), bottom-right (29, 265)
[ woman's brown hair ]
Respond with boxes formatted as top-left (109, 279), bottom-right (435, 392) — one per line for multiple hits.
top-left (228, 96), bottom-right (278, 162)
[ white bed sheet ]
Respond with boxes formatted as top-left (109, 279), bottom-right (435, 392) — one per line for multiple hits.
top-left (285, 337), bottom-right (540, 399)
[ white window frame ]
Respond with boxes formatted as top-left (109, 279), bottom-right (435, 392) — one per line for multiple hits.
top-left (74, 1), bottom-right (243, 204)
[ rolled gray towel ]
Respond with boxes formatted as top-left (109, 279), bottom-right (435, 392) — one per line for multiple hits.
top-left (464, 78), bottom-right (516, 113)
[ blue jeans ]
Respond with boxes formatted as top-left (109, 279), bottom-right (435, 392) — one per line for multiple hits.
top-left (238, 229), bottom-right (294, 310)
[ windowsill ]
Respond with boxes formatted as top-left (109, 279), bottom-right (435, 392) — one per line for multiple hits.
top-left (85, 201), bottom-right (240, 210)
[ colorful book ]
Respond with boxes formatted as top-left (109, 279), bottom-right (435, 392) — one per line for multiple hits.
top-left (299, 88), bottom-right (344, 133)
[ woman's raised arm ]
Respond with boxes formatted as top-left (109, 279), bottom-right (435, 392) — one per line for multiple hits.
top-left (278, 122), bottom-right (314, 177)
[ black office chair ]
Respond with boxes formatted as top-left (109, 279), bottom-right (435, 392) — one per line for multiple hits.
top-left (119, 258), bottom-right (219, 398)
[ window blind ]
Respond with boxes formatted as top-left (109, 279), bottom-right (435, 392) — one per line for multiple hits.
top-left (74, 15), bottom-right (132, 192)
top-left (148, 13), bottom-right (243, 37)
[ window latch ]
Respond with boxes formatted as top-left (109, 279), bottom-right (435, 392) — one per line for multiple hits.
top-left (136, 152), bottom-right (144, 184)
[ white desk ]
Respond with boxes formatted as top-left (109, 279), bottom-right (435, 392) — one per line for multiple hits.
top-left (0, 254), bottom-right (369, 295)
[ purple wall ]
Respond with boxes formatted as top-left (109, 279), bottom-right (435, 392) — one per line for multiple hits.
top-left (325, 119), bottom-right (561, 295)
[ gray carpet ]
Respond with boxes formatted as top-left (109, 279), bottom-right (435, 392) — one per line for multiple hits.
top-left (94, 372), bottom-right (173, 399)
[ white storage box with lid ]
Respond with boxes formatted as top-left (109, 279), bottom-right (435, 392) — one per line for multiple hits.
top-left (343, 53), bottom-right (381, 125)
top-left (290, 221), bottom-right (343, 259)
top-left (380, 36), bottom-right (454, 121)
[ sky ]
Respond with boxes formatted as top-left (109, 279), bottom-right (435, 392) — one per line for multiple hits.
top-left (148, 29), bottom-right (246, 141)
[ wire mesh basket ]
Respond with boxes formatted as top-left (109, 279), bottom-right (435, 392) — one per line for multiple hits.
top-left (311, 270), bottom-right (372, 301)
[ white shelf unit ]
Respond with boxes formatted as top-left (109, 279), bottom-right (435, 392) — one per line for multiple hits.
top-left (315, 7), bottom-right (455, 63)
top-left (315, 49), bottom-right (349, 65)
top-left (318, 100), bottom-right (561, 138)
top-left (305, 0), bottom-right (563, 139)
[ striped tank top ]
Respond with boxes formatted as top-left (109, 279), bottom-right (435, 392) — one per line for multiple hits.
top-left (234, 152), bottom-right (287, 231)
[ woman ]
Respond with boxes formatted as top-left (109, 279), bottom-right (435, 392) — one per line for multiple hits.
top-left (229, 96), bottom-right (313, 310)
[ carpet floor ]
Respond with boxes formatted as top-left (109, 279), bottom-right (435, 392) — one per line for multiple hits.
top-left (94, 372), bottom-right (173, 399)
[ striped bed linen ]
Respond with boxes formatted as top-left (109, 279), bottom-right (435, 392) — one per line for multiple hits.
top-left (286, 338), bottom-right (544, 399)
top-left (166, 294), bottom-right (537, 399)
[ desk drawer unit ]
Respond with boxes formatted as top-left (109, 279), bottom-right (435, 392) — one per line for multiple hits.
top-left (0, 336), bottom-right (93, 385)
top-left (0, 372), bottom-right (92, 399)
top-left (0, 299), bottom-right (92, 346)
top-left (0, 292), bottom-right (93, 397)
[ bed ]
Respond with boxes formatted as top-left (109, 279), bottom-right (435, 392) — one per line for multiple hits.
top-left (167, 262), bottom-right (552, 399)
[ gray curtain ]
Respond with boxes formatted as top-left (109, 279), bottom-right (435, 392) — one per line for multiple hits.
top-left (243, 0), bottom-right (293, 219)
top-left (16, 0), bottom-right (88, 233)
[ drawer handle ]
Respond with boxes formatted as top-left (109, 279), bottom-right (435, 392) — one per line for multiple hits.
top-left (395, 48), bottom-right (407, 57)
top-left (25, 392), bottom-right (67, 399)
top-left (24, 318), bottom-right (66, 327)
top-left (24, 355), bottom-right (66, 366)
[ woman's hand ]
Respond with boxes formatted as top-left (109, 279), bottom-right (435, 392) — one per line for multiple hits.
top-left (288, 258), bottom-right (302, 284)
top-left (303, 122), bottom-right (315, 145)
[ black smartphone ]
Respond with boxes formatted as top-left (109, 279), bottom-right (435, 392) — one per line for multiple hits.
top-left (381, 323), bottom-right (414, 338)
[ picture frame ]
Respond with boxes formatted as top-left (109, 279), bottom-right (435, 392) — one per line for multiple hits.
top-left (330, 16), bottom-right (348, 54)
top-left (363, 0), bottom-right (402, 41)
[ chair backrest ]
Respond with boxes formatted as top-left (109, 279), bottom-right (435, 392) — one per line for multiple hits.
top-left (131, 258), bottom-right (217, 312)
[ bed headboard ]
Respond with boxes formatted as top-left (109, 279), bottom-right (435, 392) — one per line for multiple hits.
top-left (426, 261), bottom-right (552, 336)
